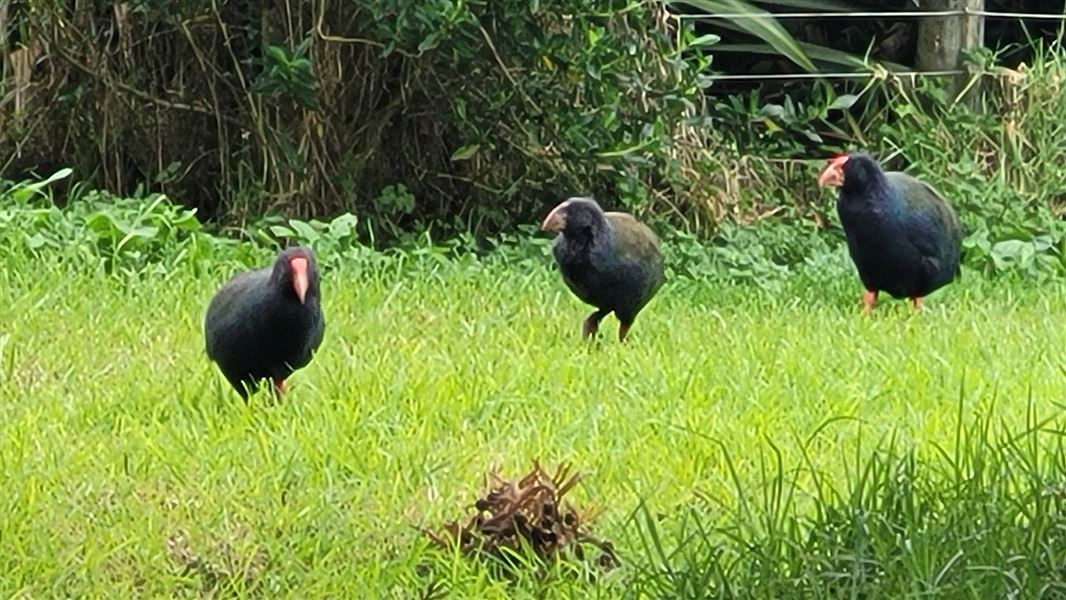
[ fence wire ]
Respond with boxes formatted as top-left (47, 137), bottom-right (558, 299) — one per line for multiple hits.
top-left (675, 9), bottom-right (1066, 20)
top-left (707, 70), bottom-right (965, 81)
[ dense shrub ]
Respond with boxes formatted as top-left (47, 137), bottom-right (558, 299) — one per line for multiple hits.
top-left (0, 0), bottom-right (716, 236)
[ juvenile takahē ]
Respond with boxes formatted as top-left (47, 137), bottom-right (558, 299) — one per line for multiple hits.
top-left (204, 246), bottom-right (325, 398)
top-left (541, 197), bottom-right (664, 342)
top-left (818, 152), bottom-right (962, 313)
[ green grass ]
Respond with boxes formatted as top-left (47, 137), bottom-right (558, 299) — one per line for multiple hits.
top-left (3, 249), bottom-right (1066, 597)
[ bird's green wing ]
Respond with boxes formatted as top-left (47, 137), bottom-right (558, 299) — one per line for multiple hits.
top-left (605, 212), bottom-right (664, 296)
top-left (887, 172), bottom-right (963, 249)
top-left (605, 213), bottom-right (662, 263)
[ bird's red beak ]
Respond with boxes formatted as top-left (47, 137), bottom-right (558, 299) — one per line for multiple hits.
top-left (818, 155), bottom-right (849, 187)
top-left (290, 257), bottom-right (309, 304)
top-left (541, 203), bottom-right (568, 232)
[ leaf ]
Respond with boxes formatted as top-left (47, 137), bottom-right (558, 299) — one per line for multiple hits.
top-left (710, 41), bottom-right (902, 71)
top-left (418, 32), bottom-right (442, 53)
top-left (759, 104), bottom-right (785, 119)
top-left (131, 225), bottom-right (157, 239)
top-left (329, 213), bottom-right (358, 240)
top-left (688, 34), bottom-right (721, 48)
top-left (9, 168), bottom-right (73, 203)
top-left (828, 94), bottom-right (859, 111)
top-left (115, 226), bottom-right (160, 254)
top-left (39, 167), bottom-right (74, 187)
top-left (269, 225), bottom-right (296, 238)
top-left (674, 0), bottom-right (817, 72)
top-left (588, 27), bottom-right (604, 46)
top-left (288, 219), bottom-right (320, 241)
top-left (128, 226), bottom-right (159, 239)
top-left (760, 117), bottom-right (782, 132)
top-left (991, 239), bottom-right (1029, 270)
top-left (759, 0), bottom-right (856, 9)
top-left (85, 212), bottom-right (120, 236)
top-left (450, 143), bottom-right (480, 161)
top-left (24, 233), bottom-right (48, 250)
top-left (173, 210), bottom-right (202, 232)
top-left (266, 45), bottom-right (290, 65)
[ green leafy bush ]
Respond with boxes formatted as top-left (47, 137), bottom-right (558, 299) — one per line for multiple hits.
top-left (0, 170), bottom-right (260, 277)
top-left (0, 0), bottom-right (718, 238)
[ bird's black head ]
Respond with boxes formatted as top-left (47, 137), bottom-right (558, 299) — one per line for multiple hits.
top-left (817, 152), bottom-right (887, 196)
top-left (540, 197), bottom-right (608, 240)
top-left (271, 246), bottom-right (320, 305)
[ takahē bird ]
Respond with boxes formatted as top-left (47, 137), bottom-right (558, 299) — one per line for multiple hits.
top-left (818, 152), bottom-right (962, 313)
top-left (541, 197), bottom-right (664, 342)
top-left (204, 246), bottom-right (325, 398)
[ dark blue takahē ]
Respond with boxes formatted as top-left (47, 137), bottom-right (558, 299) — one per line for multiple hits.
top-left (541, 197), bottom-right (664, 341)
top-left (204, 246), bottom-right (325, 397)
top-left (818, 153), bottom-right (962, 313)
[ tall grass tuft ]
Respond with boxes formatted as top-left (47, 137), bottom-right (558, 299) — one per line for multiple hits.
top-left (626, 396), bottom-right (1066, 598)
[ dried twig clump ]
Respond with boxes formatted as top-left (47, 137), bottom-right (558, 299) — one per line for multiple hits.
top-left (426, 462), bottom-right (618, 573)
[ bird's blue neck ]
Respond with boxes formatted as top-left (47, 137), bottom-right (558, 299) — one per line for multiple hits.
top-left (566, 221), bottom-right (608, 252)
top-left (843, 176), bottom-right (902, 213)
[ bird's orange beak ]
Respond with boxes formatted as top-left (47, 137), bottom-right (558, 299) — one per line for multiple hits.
top-left (290, 257), bottom-right (309, 304)
top-left (818, 155), bottom-right (848, 187)
top-left (541, 203), bottom-right (568, 232)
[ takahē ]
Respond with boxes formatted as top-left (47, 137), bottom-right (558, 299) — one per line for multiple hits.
top-left (204, 246), bottom-right (325, 398)
top-left (541, 197), bottom-right (664, 341)
top-left (818, 152), bottom-right (962, 313)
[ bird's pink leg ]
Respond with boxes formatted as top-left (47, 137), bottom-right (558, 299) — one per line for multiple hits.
top-left (909, 296), bottom-right (922, 312)
top-left (862, 289), bottom-right (878, 313)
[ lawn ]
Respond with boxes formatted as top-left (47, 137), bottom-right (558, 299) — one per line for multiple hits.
top-left (2, 248), bottom-right (1066, 597)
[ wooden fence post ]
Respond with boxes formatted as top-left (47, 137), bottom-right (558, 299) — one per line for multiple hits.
top-left (916, 0), bottom-right (985, 101)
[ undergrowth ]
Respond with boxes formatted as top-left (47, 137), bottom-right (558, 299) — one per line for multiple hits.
top-left (2, 160), bottom-right (1063, 291)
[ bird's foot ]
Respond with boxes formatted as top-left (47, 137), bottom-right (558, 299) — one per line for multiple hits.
top-left (862, 289), bottom-right (878, 314)
top-left (909, 296), bottom-right (922, 312)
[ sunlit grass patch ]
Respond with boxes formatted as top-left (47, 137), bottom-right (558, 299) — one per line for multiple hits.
top-left (2, 256), bottom-right (1065, 596)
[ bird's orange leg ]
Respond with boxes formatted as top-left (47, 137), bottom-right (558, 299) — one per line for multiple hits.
top-left (862, 289), bottom-right (878, 313)
top-left (909, 296), bottom-right (922, 312)
top-left (581, 317), bottom-right (598, 339)
top-left (582, 310), bottom-right (607, 340)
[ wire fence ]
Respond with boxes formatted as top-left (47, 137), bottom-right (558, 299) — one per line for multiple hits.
top-left (673, 6), bottom-right (1065, 82)
top-left (707, 70), bottom-right (964, 81)
top-left (676, 9), bottom-right (1066, 20)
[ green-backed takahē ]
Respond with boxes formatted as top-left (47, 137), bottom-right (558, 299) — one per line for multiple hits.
top-left (541, 197), bottom-right (664, 341)
top-left (204, 246), bottom-right (325, 398)
top-left (818, 152), bottom-right (962, 313)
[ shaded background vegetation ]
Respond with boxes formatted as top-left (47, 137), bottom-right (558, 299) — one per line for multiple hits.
top-left (1, 0), bottom-right (1064, 242)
